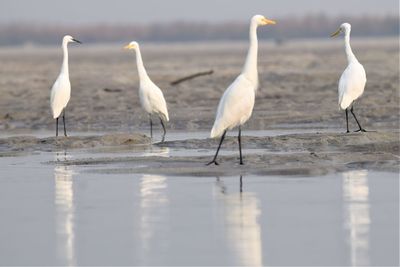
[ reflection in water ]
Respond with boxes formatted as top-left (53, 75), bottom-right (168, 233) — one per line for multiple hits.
top-left (139, 174), bottom-right (169, 258)
top-left (342, 170), bottom-right (370, 266)
top-left (143, 146), bottom-right (170, 158)
top-left (54, 152), bottom-right (76, 266)
top-left (215, 176), bottom-right (263, 266)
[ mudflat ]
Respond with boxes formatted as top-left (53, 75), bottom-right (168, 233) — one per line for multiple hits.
top-left (0, 38), bottom-right (398, 175)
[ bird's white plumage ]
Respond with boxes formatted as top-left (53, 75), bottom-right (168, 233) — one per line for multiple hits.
top-left (211, 74), bottom-right (255, 138)
top-left (126, 41), bottom-right (169, 122)
top-left (50, 35), bottom-right (77, 119)
top-left (334, 23), bottom-right (366, 110)
top-left (210, 15), bottom-right (274, 138)
top-left (50, 74), bottom-right (71, 118)
top-left (338, 62), bottom-right (366, 110)
top-left (139, 78), bottom-right (169, 122)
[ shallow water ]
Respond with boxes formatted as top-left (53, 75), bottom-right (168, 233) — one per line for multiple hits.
top-left (0, 128), bottom-right (334, 141)
top-left (0, 150), bottom-right (398, 266)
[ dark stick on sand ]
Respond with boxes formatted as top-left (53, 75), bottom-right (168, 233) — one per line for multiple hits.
top-left (170, 70), bottom-right (214, 85)
top-left (103, 88), bottom-right (123, 93)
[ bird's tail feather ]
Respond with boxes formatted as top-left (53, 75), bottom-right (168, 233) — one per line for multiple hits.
top-left (210, 121), bottom-right (225, 138)
top-left (52, 107), bottom-right (62, 119)
top-left (340, 97), bottom-right (353, 110)
top-left (158, 111), bottom-right (169, 122)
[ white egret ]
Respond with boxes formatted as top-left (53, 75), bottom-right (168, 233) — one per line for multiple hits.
top-left (124, 41), bottom-right (169, 142)
top-left (50, 35), bottom-right (81, 137)
top-left (331, 23), bottom-right (367, 132)
top-left (207, 15), bottom-right (276, 166)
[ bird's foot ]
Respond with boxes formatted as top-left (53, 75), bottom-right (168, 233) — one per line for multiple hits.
top-left (239, 161), bottom-right (244, 165)
top-left (354, 128), bottom-right (367, 132)
top-left (346, 130), bottom-right (350, 133)
top-left (206, 160), bottom-right (219, 166)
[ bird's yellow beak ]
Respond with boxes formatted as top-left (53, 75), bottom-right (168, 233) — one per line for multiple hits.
top-left (330, 28), bottom-right (341, 37)
top-left (262, 17), bottom-right (276, 25)
top-left (124, 43), bottom-right (136, 50)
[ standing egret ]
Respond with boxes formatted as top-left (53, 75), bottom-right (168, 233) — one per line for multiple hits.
top-left (207, 15), bottom-right (276, 166)
top-left (124, 41), bottom-right (169, 142)
top-left (331, 23), bottom-right (367, 133)
top-left (50, 35), bottom-right (81, 137)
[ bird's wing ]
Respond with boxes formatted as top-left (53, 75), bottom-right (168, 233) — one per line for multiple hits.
top-left (338, 63), bottom-right (366, 110)
top-left (50, 75), bottom-right (71, 118)
top-left (211, 75), bottom-right (255, 138)
top-left (145, 82), bottom-right (169, 121)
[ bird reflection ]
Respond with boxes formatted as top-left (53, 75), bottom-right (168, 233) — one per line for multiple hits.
top-left (215, 177), bottom-right (226, 194)
top-left (342, 170), bottom-right (370, 266)
top-left (215, 175), bottom-right (263, 266)
top-left (139, 174), bottom-right (169, 256)
top-left (54, 152), bottom-right (76, 266)
top-left (240, 175), bottom-right (243, 193)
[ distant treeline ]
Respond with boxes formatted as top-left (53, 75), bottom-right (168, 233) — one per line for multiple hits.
top-left (0, 14), bottom-right (398, 45)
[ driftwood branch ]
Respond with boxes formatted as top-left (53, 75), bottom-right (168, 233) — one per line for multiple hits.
top-left (103, 88), bottom-right (122, 93)
top-left (170, 70), bottom-right (214, 85)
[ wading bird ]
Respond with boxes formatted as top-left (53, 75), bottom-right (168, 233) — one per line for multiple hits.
top-left (124, 41), bottom-right (169, 142)
top-left (50, 35), bottom-right (81, 137)
top-left (207, 15), bottom-right (276, 166)
top-left (331, 23), bottom-right (367, 133)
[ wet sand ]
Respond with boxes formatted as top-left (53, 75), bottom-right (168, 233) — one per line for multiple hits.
top-left (0, 38), bottom-right (399, 175)
top-left (43, 131), bottom-right (398, 176)
top-left (0, 133), bottom-right (150, 154)
top-left (0, 38), bottom-right (398, 133)
top-left (0, 130), bottom-right (398, 176)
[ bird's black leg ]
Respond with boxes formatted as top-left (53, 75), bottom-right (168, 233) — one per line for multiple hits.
top-left (238, 126), bottom-right (244, 165)
top-left (56, 118), bottom-right (59, 137)
top-left (63, 110), bottom-right (67, 137)
top-left (239, 175), bottom-right (243, 193)
top-left (351, 106), bottom-right (367, 132)
top-left (206, 130), bottom-right (227, 166)
top-left (149, 115), bottom-right (153, 138)
top-left (345, 109), bottom-right (349, 133)
top-left (159, 117), bottom-right (166, 143)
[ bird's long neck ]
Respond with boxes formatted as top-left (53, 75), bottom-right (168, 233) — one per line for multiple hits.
top-left (61, 41), bottom-right (69, 76)
top-left (344, 30), bottom-right (357, 63)
top-left (242, 21), bottom-right (259, 87)
top-left (135, 47), bottom-right (150, 82)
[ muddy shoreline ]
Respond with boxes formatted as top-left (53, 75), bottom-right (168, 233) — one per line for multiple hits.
top-left (1, 131), bottom-right (393, 176)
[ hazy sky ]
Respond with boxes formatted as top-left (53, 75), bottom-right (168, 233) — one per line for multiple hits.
top-left (0, 0), bottom-right (398, 24)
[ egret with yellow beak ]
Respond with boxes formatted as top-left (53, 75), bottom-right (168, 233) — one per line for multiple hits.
top-left (331, 23), bottom-right (367, 133)
top-left (207, 15), bottom-right (276, 166)
top-left (124, 41), bottom-right (169, 142)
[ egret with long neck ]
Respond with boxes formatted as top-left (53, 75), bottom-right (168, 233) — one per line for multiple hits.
top-left (207, 15), bottom-right (276, 166)
top-left (242, 18), bottom-right (260, 88)
top-left (331, 23), bottom-right (367, 132)
top-left (124, 41), bottom-right (169, 142)
top-left (50, 35), bottom-right (81, 137)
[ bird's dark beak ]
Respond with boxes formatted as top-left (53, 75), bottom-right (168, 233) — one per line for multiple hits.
top-left (330, 28), bottom-right (341, 38)
top-left (72, 38), bottom-right (82, 44)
